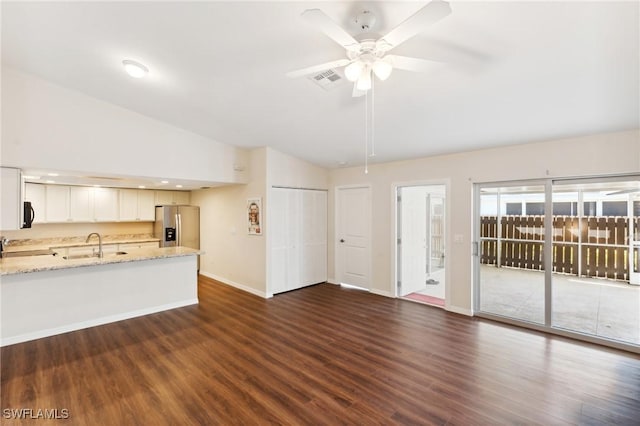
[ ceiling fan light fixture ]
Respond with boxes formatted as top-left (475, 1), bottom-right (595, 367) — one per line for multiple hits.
top-left (122, 59), bottom-right (149, 78)
top-left (372, 58), bottom-right (393, 81)
top-left (356, 68), bottom-right (372, 91)
top-left (344, 61), bottom-right (364, 82)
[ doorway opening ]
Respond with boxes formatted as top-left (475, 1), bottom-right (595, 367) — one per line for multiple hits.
top-left (397, 184), bottom-right (446, 308)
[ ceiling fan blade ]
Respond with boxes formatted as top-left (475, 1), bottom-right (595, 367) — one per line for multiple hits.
top-left (286, 59), bottom-right (350, 78)
top-left (378, 0), bottom-right (452, 51)
top-left (302, 9), bottom-right (360, 51)
top-left (352, 84), bottom-right (366, 98)
top-left (385, 55), bottom-right (442, 72)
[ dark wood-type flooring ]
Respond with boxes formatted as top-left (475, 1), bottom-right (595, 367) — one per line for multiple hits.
top-left (2, 277), bottom-right (640, 425)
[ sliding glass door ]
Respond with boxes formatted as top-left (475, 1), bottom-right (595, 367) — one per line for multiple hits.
top-left (551, 180), bottom-right (640, 345)
top-left (475, 176), bottom-right (640, 350)
top-left (477, 183), bottom-right (546, 324)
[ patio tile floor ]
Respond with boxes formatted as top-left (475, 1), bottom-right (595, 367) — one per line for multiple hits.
top-left (479, 265), bottom-right (640, 345)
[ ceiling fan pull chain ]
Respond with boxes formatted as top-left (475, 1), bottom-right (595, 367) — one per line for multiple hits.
top-left (370, 78), bottom-right (376, 157)
top-left (364, 89), bottom-right (369, 174)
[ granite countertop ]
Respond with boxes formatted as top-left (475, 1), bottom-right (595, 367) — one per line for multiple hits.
top-left (3, 234), bottom-right (161, 253)
top-left (1, 246), bottom-right (203, 276)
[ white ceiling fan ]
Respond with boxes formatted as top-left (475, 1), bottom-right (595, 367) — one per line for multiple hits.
top-left (286, 0), bottom-right (452, 97)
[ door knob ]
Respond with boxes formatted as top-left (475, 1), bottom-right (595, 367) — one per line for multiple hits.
top-left (340, 239), bottom-right (345, 243)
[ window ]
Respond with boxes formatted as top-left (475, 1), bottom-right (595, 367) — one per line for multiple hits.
top-left (602, 201), bottom-right (627, 216)
top-left (525, 202), bottom-right (544, 215)
top-left (553, 202), bottom-right (577, 215)
top-left (506, 203), bottom-right (522, 215)
top-left (583, 201), bottom-right (597, 216)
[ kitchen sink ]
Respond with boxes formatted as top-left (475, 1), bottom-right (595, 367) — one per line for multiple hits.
top-left (62, 251), bottom-right (128, 260)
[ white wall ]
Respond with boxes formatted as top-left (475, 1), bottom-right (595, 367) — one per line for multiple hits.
top-left (191, 147), bottom-right (330, 297)
top-left (1, 67), bottom-right (248, 184)
top-left (191, 148), bottom-right (268, 297)
top-left (266, 147), bottom-right (329, 190)
top-left (328, 129), bottom-right (640, 315)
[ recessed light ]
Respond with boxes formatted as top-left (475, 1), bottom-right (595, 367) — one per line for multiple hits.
top-left (122, 59), bottom-right (149, 78)
top-left (161, 180), bottom-right (169, 184)
top-left (175, 185), bottom-right (183, 188)
top-left (47, 173), bottom-right (59, 177)
top-left (138, 185), bottom-right (146, 189)
top-left (46, 180), bottom-right (55, 184)
top-left (23, 175), bottom-right (41, 180)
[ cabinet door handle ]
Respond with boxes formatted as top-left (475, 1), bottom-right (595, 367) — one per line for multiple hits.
top-left (340, 239), bottom-right (345, 243)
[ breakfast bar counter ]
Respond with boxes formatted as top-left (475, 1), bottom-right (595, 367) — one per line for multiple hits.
top-left (1, 247), bottom-right (202, 347)
top-left (1, 246), bottom-right (200, 275)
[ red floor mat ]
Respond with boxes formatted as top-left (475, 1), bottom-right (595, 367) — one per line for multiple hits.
top-left (404, 292), bottom-right (445, 307)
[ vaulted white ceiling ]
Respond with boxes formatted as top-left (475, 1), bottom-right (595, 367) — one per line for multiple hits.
top-left (2, 1), bottom-right (638, 169)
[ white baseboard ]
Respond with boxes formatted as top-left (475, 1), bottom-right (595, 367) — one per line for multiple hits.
top-left (200, 271), bottom-right (268, 298)
top-left (326, 278), bottom-right (339, 285)
top-left (445, 305), bottom-right (473, 316)
top-left (1, 299), bottom-right (198, 347)
top-left (370, 288), bottom-right (394, 298)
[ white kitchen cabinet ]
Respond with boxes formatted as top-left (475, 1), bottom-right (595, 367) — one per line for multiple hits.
top-left (69, 187), bottom-right (93, 222)
top-left (119, 189), bottom-right (155, 221)
top-left (155, 191), bottom-right (174, 205)
top-left (1, 167), bottom-right (22, 230)
top-left (119, 189), bottom-right (138, 221)
top-left (155, 190), bottom-right (190, 205)
top-left (270, 188), bottom-right (327, 295)
top-left (138, 190), bottom-right (156, 220)
top-left (173, 191), bottom-right (190, 205)
top-left (93, 188), bottom-right (119, 221)
top-left (24, 183), bottom-right (46, 224)
top-left (46, 185), bottom-right (70, 222)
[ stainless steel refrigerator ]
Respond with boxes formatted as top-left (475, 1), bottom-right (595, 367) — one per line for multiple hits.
top-left (154, 205), bottom-right (200, 268)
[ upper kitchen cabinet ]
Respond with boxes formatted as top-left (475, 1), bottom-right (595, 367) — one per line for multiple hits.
top-left (1, 167), bottom-right (22, 230)
top-left (155, 190), bottom-right (190, 206)
top-left (24, 183), bottom-right (45, 224)
top-left (68, 186), bottom-right (118, 222)
top-left (69, 186), bottom-right (93, 222)
top-left (92, 188), bottom-right (119, 221)
top-left (45, 185), bottom-right (70, 222)
top-left (119, 189), bottom-right (155, 222)
top-left (25, 184), bottom-right (119, 223)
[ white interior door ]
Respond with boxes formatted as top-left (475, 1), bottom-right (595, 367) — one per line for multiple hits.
top-left (399, 187), bottom-right (427, 296)
top-left (336, 186), bottom-right (371, 289)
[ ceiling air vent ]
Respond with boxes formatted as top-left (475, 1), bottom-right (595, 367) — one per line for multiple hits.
top-left (308, 69), bottom-right (344, 91)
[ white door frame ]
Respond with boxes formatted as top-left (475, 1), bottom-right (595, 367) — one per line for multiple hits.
top-left (630, 193), bottom-right (640, 285)
top-left (391, 179), bottom-right (451, 308)
top-left (334, 184), bottom-right (372, 290)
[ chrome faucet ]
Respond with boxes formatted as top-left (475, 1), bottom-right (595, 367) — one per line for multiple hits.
top-left (86, 233), bottom-right (103, 258)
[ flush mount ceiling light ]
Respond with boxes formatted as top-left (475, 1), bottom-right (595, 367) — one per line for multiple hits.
top-left (122, 59), bottom-right (149, 78)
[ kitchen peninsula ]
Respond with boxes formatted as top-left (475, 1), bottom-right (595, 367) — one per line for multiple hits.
top-left (1, 237), bottom-right (201, 347)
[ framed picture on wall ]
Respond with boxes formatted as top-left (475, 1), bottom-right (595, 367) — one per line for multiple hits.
top-left (247, 198), bottom-right (262, 235)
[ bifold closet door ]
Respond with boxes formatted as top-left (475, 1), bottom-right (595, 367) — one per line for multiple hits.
top-left (301, 190), bottom-right (328, 286)
top-left (270, 188), bottom-right (327, 295)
